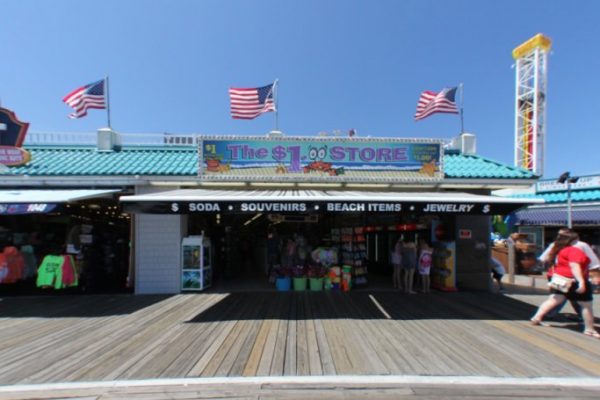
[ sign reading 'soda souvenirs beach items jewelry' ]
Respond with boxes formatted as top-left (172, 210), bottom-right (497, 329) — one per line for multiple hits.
top-left (198, 136), bottom-right (443, 182)
top-left (125, 200), bottom-right (516, 215)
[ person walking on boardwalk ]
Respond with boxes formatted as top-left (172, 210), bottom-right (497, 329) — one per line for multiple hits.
top-left (391, 237), bottom-right (403, 290)
top-left (401, 235), bottom-right (417, 294)
top-left (539, 228), bottom-right (599, 321)
top-left (490, 256), bottom-right (506, 292)
top-left (531, 230), bottom-right (600, 339)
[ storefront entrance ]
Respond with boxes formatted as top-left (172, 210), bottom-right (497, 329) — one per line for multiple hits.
top-left (0, 190), bottom-right (132, 296)
top-left (181, 210), bottom-right (455, 293)
top-left (122, 188), bottom-right (539, 294)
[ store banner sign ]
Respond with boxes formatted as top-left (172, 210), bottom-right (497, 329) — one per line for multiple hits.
top-left (0, 146), bottom-right (31, 165)
top-left (0, 107), bottom-right (31, 166)
top-left (198, 136), bottom-right (443, 183)
top-left (124, 200), bottom-right (518, 215)
top-left (536, 175), bottom-right (600, 193)
top-left (0, 203), bottom-right (58, 215)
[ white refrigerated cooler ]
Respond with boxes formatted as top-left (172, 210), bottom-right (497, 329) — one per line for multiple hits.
top-left (181, 235), bottom-right (212, 291)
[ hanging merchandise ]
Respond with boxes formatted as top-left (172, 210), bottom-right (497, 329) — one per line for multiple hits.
top-left (295, 234), bottom-right (309, 263)
top-left (0, 254), bottom-right (7, 283)
top-left (311, 246), bottom-right (338, 267)
top-left (352, 227), bottom-right (367, 287)
top-left (20, 245), bottom-right (37, 280)
top-left (332, 227), bottom-right (367, 288)
top-left (36, 254), bottom-right (79, 290)
top-left (281, 238), bottom-right (298, 269)
top-left (0, 246), bottom-right (25, 284)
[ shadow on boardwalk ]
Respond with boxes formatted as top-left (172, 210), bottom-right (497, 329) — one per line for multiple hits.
top-left (187, 291), bottom-right (539, 322)
top-left (0, 294), bottom-right (172, 318)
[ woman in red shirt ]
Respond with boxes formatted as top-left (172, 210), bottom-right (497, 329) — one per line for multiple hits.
top-left (531, 230), bottom-right (599, 338)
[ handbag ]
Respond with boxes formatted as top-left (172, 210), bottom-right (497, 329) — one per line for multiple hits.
top-left (548, 273), bottom-right (574, 293)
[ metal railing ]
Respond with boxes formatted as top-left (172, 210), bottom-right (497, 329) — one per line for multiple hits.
top-left (24, 131), bottom-right (456, 150)
top-left (25, 131), bottom-right (199, 146)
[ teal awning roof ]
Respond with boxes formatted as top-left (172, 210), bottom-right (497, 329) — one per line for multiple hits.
top-left (443, 152), bottom-right (534, 179)
top-left (7, 146), bottom-right (196, 176)
top-left (4, 145), bottom-right (536, 180)
top-left (512, 189), bottom-right (600, 204)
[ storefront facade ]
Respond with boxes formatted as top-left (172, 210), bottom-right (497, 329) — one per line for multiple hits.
top-left (120, 135), bottom-right (540, 294)
top-left (1, 131), bottom-right (540, 295)
top-left (512, 174), bottom-right (600, 253)
top-left (0, 188), bottom-right (132, 294)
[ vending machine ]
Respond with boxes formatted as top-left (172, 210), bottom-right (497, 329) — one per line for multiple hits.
top-left (181, 234), bottom-right (212, 291)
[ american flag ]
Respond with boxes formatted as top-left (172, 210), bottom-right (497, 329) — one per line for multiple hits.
top-left (414, 87), bottom-right (459, 121)
top-left (229, 83), bottom-right (276, 119)
top-left (62, 79), bottom-right (106, 119)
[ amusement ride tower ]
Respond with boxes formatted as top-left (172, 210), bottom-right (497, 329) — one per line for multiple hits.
top-left (512, 34), bottom-right (552, 176)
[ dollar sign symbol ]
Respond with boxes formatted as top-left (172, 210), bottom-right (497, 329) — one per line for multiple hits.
top-left (272, 145), bottom-right (286, 162)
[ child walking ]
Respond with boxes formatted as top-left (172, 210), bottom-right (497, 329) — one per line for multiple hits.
top-left (418, 239), bottom-right (433, 293)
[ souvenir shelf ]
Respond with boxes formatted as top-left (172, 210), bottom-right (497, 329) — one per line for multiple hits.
top-left (332, 227), bottom-right (368, 286)
top-left (352, 227), bottom-right (368, 286)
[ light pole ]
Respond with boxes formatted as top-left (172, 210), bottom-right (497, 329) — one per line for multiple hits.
top-left (557, 172), bottom-right (579, 229)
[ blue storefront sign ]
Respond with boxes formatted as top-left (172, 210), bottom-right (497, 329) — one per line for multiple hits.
top-left (199, 136), bottom-right (443, 183)
top-left (0, 203), bottom-right (58, 215)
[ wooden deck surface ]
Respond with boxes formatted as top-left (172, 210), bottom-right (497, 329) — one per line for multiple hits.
top-left (0, 289), bottom-right (599, 385)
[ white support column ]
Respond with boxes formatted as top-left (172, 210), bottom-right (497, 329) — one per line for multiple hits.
top-left (134, 186), bottom-right (185, 294)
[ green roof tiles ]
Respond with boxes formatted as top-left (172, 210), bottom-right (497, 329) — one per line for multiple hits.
top-left (5, 145), bottom-right (535, 180)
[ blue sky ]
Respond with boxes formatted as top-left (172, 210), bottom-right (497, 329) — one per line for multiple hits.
top-left (1, 0), bottom-right (598, 179)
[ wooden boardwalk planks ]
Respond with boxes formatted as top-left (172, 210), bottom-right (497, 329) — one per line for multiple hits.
top-left (0, 290), bottom-right (599, 385)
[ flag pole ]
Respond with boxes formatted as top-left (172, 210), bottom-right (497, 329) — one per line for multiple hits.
top-left (105, 75), bottom-right (112, 128)
top-left (273, 79), bottom-right (279, 132)
top-left (459, 83), bottom-right (464, 133)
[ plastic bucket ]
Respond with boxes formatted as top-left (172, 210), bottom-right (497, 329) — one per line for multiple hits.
top-left (293, 277), bottom-right (307, 291)
top-left (275, 277), bottom-right (291, 291)
top-left (309, 278), bottom-right (323, 291)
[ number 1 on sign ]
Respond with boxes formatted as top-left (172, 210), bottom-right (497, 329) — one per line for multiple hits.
top-left (287, 145), bottom-right (301, 172)
top-left (205, 144), bottom-right (216, 154)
